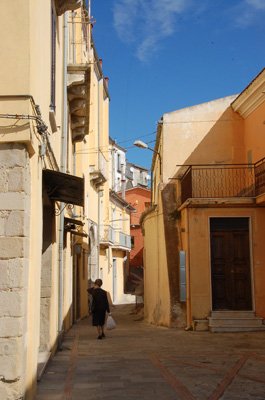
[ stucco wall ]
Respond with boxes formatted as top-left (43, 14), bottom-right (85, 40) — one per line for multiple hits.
top-left (111, 249), bottom-right (135, 305)
top-left (143, 199), bottom-right (171, 327)
top-left (182, 207), bottom-right (265, 322)
top-left (125, 188), bottom-right (151, 268)
top-left (244, 102), bottom-right (265, 163)
top-left (162, 95), bottom-right (245, 182)
top-left (0, 1), bottom-right (30, 94)
top-left (100, 247), bottom-right (135, 306)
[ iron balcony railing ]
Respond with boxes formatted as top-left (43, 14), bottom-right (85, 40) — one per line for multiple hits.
top-left (68, 9), bottom-right (90, 66)
top-left (179, 162), bottom-right (264, 204)
top-left (254, 157), bottom-right (265, 196)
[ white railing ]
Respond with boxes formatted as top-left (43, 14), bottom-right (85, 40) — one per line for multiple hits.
top-left (99, 225), bottom-right (131, 249)
top-left (119, 232), bottom-right (131, 249)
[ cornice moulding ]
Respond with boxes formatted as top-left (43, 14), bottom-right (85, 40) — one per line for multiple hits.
top-left (232, 70), bottom-right (265, 118)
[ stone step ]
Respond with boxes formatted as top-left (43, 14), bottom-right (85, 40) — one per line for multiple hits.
top-left (210, 325), bottom-right (265, 333)
top-left (208, 310), bottom-right (265, 332)
top-left (209, 317), bottom-right (264, 327)
top-left (211, 311), bottom-right (255, 319)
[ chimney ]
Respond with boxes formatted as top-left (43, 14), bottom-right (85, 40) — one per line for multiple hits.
top-left (104, 77), bottom-right (109, 88)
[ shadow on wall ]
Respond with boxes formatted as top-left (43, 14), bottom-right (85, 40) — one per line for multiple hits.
top-left (25, 304), bottom-right (75, 400)
top-left (124, 265), bottom-right (144, 295)
top-left (159, 105), bottom-right (244, 327)
top-left (170, 105), bottom-right (245, 178)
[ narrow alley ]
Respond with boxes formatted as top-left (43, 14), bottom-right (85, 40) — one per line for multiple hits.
top-left (35, 305), bottom-right (265, 400)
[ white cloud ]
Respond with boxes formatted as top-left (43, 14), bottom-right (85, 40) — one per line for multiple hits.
top-left (234, 0), bottom-right (265, 27)
top-left (113, 0), bottom-right (141, 43)
top-left (113, 0), bottom-right (265, 61)
top-left (245, 0), bottom-right (265, 10)
top-left (113, 0), bottom-right (193, 62)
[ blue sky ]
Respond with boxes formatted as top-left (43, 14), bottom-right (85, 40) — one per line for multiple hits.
top-left (90, 0), bottom-right (265, 170)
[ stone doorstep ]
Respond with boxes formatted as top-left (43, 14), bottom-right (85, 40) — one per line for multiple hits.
top-left (210, 326), bottom-right (265, 332)
top-left (208, 310), bottom-right (265, 332)
top-left (211, 310), bottom-right (255, 318)
top-left (37, 351), bottom-right (52, 381)
top-left (209, 317), bottom-right (264, 327)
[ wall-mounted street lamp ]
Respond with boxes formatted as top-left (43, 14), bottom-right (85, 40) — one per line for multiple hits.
top-left (134, 140), bottom-right (162, 207)
top-left (133, 140), bottom-right (161, 175)
top-left (133, 140), bottom-right (149, 150)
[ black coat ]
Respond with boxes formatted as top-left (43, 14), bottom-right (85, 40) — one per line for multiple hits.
top-left (88, 287), bottom-right (110, 326)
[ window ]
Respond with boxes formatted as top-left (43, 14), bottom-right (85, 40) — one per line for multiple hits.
top-left (140, 171), bottom-right (144, 185)
top-left (50, 5), bottom-right (56, 110)
top-left (117, 153), bottom-right (121, 172)
top-left (131, 236), bottom-right (135, 249)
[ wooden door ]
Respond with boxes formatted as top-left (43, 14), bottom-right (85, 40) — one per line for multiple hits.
top-left (210, 218), bottom-right (252, 310)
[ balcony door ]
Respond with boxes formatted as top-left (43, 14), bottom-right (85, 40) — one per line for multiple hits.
top-left (210, 217), bottom-right (252, 311)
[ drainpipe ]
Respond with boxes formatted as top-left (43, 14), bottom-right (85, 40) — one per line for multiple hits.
top-left (97, 188), bottom-right (101, 279)
top-left (58, 11), bottom-right (69, 350)
top-left (97, 77), bottom-right (103, 279)
top-left (185, 209), bottom-right (192, 330)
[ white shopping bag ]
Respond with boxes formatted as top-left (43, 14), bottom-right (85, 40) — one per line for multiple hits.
top-left (106, 314), bottom-right (116, 330)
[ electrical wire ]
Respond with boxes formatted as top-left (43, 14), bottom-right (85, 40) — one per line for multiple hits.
top-left (113, 130), bottom-right (156, 145)
top-left (75, 140), bottom-right (155, 155)
top-left (162, 118), bottom-right (242, 124)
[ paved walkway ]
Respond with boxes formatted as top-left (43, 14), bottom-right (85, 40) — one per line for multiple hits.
top-left (36, 305), bottom-right (265, 400)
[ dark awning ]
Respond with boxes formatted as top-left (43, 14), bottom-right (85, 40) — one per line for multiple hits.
top-left (43, 169), bottom-right (84, 207)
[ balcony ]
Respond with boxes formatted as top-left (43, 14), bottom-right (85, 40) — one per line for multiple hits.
top-left (99, 225), bottom-right (131, 250)
top-left (99, 225), bottom-right (113, 247)
top-left (119, 232), bottom-right (132, 249)
top-left (90, 152), bottom-right (108, 188)
top-left (55, 0), bottom-right (82, 16)
top-left (67, 8), bottom-right (91, 142)
top-left (255, 158), bottom-right (265, 198)
top-left (179, 162), bottom-right (263, 205)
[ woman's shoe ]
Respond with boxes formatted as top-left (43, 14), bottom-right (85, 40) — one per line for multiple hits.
top-left (102, 333), bottom-right (105, 338)
top-left (97, 335), bottom-right (102, 340)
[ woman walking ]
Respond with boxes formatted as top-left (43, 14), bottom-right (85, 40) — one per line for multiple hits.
top-left (88, 279), bottom-right (110, 339)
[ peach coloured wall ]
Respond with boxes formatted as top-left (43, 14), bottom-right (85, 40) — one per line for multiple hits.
top-left (181, 207), bottom-right (265, 323)
top-left (162, 96), bottom-right (245, 182)
top-left (125, 187), bottom-right (151, 267)
top-left (142, 193), bottom-right (171, 327)
top-left (243, 102), bottom-right (265, 163)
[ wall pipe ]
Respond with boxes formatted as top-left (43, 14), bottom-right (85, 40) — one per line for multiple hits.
top-left (97, 78), bottom-right (103, 279)
top-left (58, 11), bottom-right (69, 350)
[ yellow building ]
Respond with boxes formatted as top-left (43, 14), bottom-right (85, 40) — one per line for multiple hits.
top-left (0, 1), bottom-right (116, 399)
top-left (142, 68), bottom-right (265, 332)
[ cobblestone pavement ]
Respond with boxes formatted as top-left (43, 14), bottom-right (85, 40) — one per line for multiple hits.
top-left (35, 305), bottom-right (265, 400)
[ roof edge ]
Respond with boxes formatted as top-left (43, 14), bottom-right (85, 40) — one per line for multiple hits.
top-left (231, 68), bottom-right (265, 118)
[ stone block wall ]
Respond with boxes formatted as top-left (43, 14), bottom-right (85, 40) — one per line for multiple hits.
top-left (39, 206), bottom-right (53, 352)
top-left (0, 143), bottom-right (30, 400)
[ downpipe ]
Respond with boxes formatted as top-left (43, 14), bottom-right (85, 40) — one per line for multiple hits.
top-left (58, 11), bottom-right (69, 350)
